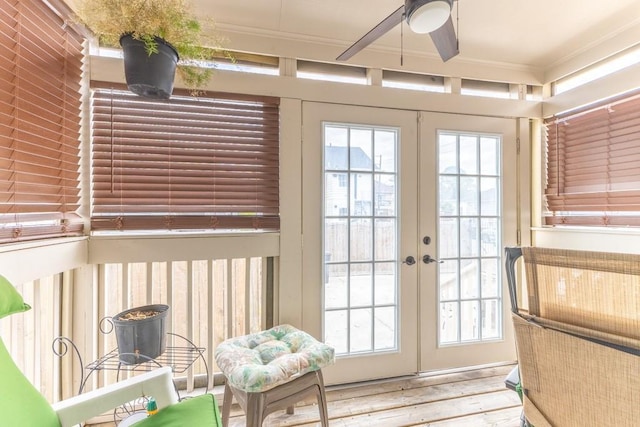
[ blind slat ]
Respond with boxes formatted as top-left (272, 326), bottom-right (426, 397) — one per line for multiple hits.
top-left (545, 93), bottom-right (640, 226)
top-left (0, 0), bottom-right (84, 241)
top-left (90, 88), bottom-right (280, 231)
top-left (91, 215), bottom-right (279, 232)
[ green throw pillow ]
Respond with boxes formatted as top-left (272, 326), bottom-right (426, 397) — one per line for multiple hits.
top-left (0, 275), bottom-right (31, 319)
top-left (132, 394), bottom-right (221, 427)
top-left (0, 338), bottom-right (61, 427)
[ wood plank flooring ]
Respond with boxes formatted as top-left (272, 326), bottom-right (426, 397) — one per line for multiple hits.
top-left (91, 364), bottom-right (523, 426)
top-left (226, 364), bottom-right (523, 427)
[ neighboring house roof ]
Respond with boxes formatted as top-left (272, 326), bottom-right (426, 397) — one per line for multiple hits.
top-left (325, 146), bottom-right (373, 170)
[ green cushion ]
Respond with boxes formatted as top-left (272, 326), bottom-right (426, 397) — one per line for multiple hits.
top-left (0, 275), bottom-right (31, 319)
top-left (132, 394), bottom-right (221, 427)
top-left (0, 338), bottom-right (60, 427)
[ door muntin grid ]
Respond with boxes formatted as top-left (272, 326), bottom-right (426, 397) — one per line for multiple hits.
top-left (323, 123), bottom-right (399, 356)
top-left (437, 131), bottom-right (503, 346)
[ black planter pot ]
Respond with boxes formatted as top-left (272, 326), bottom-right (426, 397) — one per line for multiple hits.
top-left (113, 304), bottom-right (169, 365)
top-left (119, 34), bottom-right (179, 99)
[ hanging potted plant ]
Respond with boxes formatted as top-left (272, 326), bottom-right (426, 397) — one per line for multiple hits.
top-left (74, 0), bottom-right (227, 98)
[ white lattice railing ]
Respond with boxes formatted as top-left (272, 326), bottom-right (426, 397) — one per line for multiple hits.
top-left (93, 257), bottom-right (271, 392)
top-left (1, 234), bottom-right (278, 406)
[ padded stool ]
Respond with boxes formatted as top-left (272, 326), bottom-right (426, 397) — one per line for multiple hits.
top-left (214, 324), bottom-right (335, 427)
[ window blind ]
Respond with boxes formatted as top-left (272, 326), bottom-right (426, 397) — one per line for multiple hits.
top-left (90, 87), bottom-right (280, 231)
top-left (545, 92), bottom-right (640, 226)
top-left (0, 0), bottom-right (84, 243)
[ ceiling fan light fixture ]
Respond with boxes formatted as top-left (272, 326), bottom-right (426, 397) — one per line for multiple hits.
top-left (406, 0), bottom-right (452, 34)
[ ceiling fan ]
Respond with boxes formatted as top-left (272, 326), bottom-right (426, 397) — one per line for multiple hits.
top-left (336, 0), bottom-right (459, 63)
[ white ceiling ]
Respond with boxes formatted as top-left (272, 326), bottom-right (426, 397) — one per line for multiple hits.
top-left (195, 0), bottom-right (640, 80)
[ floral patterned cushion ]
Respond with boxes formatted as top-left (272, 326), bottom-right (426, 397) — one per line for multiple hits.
top-left (214, 324), bottom-right (335, 393)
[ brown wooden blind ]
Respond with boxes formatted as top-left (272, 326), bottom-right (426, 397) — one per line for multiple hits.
top-left (545, 92), bottom-right (640, 226)
top-left (90, 87), bottom-right (280, 231)
top-left (0, 0), bottom-right (84, 243)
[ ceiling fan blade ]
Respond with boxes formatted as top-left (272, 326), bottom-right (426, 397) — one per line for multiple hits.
top-left (336, 5), bottom-right (405, 61)
top-left (429, 15), bottom-right (459, 62)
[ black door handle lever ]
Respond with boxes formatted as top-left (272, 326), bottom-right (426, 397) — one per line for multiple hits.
top-left (423, 255), bottom-right (444, 264)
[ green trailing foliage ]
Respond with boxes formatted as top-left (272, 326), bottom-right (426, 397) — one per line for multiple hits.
top-left (74, 0), bottom-right (231, 93)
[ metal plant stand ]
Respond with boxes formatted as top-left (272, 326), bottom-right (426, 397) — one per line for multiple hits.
top-left (53, 318), bottom-right (208, 424)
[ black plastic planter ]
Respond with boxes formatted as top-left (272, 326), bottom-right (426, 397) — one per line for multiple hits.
top-left (120, 34), bottom-right (179, 99)
top-left (113, 304), bottom-right (169, 365)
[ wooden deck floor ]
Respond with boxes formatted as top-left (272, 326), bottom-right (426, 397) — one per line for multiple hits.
top-left (92, 364), bottom-right (522, 426)
top-left (225, 364), bottom-right (523, 427)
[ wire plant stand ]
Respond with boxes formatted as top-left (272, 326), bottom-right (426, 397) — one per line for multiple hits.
top-left (53, 317), bottom-right (209, 424)
top-left (86, 342), bottom-right (205, 374)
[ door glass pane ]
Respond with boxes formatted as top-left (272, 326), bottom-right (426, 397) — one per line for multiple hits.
top-left (460, 218), bottom-right (479, 257)
top-left (461, 300), bottom-right (480, 341)
top-left (350, 308), bottom-right (373, 352)
top-left (324, 310), bottom-right (348, 354)
top-left (439, 176), bottom-right (458, 216)
top-left (351, 173), bottom-right (372, 216)
top-left (438, 134), bottom-right (458, 173)
top-left (375, 218), bottom-right (396, 260)
top-left (374, 307), bottom-right (396, 350)
top-left (460, 258), bottom-right (479, 298)
top-left (374, 262), bottom-right (396, 305)
top-left (459, 135), bottom-right (478, 175)
top-left (440, 302), bottom-right (459, 344)
top-left (481, 299), bottom-right (501, 339)
top-left (440, 261), bottom-right (459, 300)
top-left (439, 218), bottom-right (459, 258)
top-left (481, 258), bottom-right (499, 298)
top-left (325, 126), bottom-right (348, 169)
top-left (374, 130), bottom-right (396, 173)
top-left (325, 173), bottom-right (348, 216)
top-left (325, 264), bottom-right (348, 309)
top-left (437, 131), bottom-right (503, 346)
top-left (481, 177), bottom-right (498, 216)
top-left (325, 218), bottom-right (348, 262)
top-left (460, 177), bottom-right (479, 215)
top-left (481, 218), bottom-right (499, 256)
top-left (323, 123), bottom-right (399, 356)
top-left (350, 128), bottom-right (373, 171)
top-left (350, 263), bottom-right (372, 307)
top-left (480, 137), bottom-right (498, 175)
top-left (375, 174), bottom-right (396, 216)
top-left (350, 218), bottom-right (372, 261)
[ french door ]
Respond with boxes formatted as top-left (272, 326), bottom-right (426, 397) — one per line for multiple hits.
top-left (302, 103), bottom-right (519, 384)
top-left (418, 112), bottom-right (518, 371)
top-left (302, 102), bottom-right (419, 384)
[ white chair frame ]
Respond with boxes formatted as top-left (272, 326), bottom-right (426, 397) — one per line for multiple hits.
top-left (52, 366), bottom-right (179, 427)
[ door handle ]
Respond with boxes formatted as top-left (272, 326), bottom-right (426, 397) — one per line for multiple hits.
top-left (423, 255), bottom-right (444, 264)
top-left (402, 256), bottom-right (417, 266)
